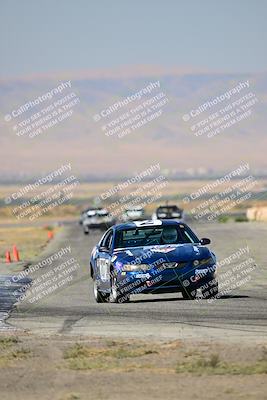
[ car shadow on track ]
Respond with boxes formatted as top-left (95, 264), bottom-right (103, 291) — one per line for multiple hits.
top-left (130, 297), bottom-right (185, 304)
top-left (130, 294), bottom-right (250, 303)
top-left (219, 294), bottom-right (250, 299)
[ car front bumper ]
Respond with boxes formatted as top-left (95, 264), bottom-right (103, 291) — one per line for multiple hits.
top-left (117, 264), bottom-right (216, 295)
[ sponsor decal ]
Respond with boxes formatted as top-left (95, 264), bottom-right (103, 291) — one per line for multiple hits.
top-left (193, 246), bottom-right (200, 255)
top-left (133, 220), bottom-right (162, 227)
top-left (115, 261), bottom-right (123, 269)
top-left (151, 245), bottom-right (177, 254)
top-left (97, 258), bottom-right (110, 282)
top-left (136, 273), bottom-right (151, 279)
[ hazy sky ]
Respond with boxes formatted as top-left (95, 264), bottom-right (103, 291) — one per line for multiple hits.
top-left (0, 0), bottom-right (266, 78)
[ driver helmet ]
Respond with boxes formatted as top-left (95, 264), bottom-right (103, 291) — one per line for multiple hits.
top-left (162, 226), bottom-right (178, 244)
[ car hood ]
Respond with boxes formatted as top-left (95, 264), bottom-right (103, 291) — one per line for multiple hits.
top-left (113, 244), bottom-right (212, 265)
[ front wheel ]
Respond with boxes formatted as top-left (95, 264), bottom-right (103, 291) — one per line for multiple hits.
top-left (93, 278), bottom-right (108, 303)
top-left (109, 276), bottom-right (130, 303)
top-left (83, 226), bottom-right (89, 235)
top-left (202, 279), bottom-right (218, 299)
top-left (181, 287), bottom-right (197, 300)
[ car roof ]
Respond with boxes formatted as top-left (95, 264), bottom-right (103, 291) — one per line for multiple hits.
top-left (157, 205), bottom-right (179, 209)
top-left (82, 207), bottom-right (105, 212)
top-left (114, 219), bottom-right (185, 231)
top-left (124, 207), bottom-right (143, 211)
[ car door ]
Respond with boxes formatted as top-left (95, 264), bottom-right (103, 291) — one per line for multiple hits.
top-left (95, 229), bottom-right (113, 292)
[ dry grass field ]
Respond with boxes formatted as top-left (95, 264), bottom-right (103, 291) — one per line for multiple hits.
top-left (0, 226), bottom-right (60, 262)
top-left (0, 179), bottom-right (266, 222)
top-left (0, 334), bottom-right (266, 400)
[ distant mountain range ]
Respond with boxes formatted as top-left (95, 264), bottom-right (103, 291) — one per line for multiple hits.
top-left (0, 66), bottom-right (266, 179)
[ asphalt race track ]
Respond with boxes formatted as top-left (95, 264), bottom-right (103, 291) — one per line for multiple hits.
top-left (8, 221), bottom-right (267, 343)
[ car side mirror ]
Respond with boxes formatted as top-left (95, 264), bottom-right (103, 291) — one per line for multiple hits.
top-left (200, 238), bottom-right (211, 245)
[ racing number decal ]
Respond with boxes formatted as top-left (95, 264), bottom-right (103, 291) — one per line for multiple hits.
top-left (97, 258), bottom-right (110, 282)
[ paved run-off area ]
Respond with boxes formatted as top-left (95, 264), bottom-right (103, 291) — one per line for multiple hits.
top-left (0, 221), bottom-right (266, 400)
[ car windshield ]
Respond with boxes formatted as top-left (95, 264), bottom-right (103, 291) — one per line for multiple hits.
top-left (115, 225), bottom-right (199, 249)
top-left (97, 209), bottom-right (109, 216)
top-left (157, 206), bottom-right (180, 215)
top-left (87, 210), bottom-right (97, 217)
top-left (158, 206), bottom-right (177, 213)
top-left (126, 209), bottom-right (142, 214)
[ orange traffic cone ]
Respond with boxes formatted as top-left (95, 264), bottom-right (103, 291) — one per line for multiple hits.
top-left (5, 251), bottom-right (11, 263)
top-left (47, 231), bottom-right (54, 240)
top-left (13, 245), bottom-right (20, 262)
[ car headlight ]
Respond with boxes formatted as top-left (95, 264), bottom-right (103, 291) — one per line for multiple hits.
top-left (122, 264), bottom-right (151, 272)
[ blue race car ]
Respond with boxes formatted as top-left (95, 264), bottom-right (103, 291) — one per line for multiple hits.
top-left (90, 220), bottom-right (218, 303)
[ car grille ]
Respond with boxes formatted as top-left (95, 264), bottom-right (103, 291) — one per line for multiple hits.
top-left (198, 257), bottom-right (213, 265)
top-left (161, 262), bottom-right (187, 269)
top-left (160, 258), bottom-right (213, 270)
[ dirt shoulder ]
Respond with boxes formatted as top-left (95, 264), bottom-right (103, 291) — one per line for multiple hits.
top-left (0, 333), bottom-right (266, 400)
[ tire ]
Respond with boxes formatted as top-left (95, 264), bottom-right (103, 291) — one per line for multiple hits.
top-left (83, 226), bottom-right (89, 235)
top-left (181, 287), bottom-right (197, 300)
top-left (202, 279), bottom-right (218, 299)
top-left (109, 276), bottom-right (130, 303)
top-left (93, 277), bottom-right (109, 303)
